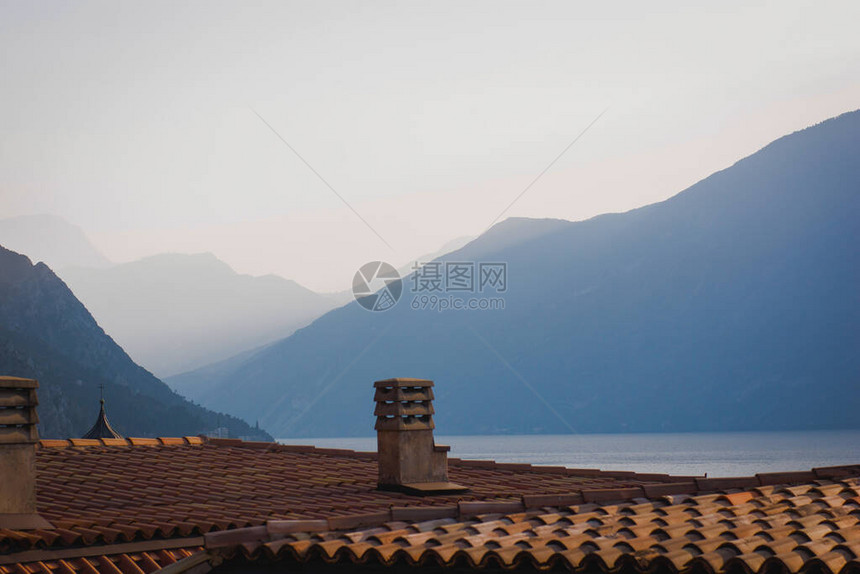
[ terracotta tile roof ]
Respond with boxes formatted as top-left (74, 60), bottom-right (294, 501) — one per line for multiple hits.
top-left (3, 437), bottom-right (858, 574)
top-left (207, 473), bottom-right (860, 574)
top-left (0, 547), bottom-right (201, 574)
top-left (1, 436), bottom-right (689, 572)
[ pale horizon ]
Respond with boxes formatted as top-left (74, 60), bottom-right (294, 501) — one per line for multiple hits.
top-left (2, 1), bottom-right (859, 291)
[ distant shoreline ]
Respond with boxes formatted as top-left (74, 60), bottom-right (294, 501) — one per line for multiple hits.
top-left (278, 430), bottom-right (860, 478)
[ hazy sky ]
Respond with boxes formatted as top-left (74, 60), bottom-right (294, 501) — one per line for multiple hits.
top-left (2, 1), bottom-right (859, 291)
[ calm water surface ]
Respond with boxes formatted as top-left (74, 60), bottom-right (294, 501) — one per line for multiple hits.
top-left (278, 430), bottom-right (860, 478)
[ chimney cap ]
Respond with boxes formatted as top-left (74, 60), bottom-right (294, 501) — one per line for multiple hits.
top-left (373, 378), bottom-right (433, 388)
top-left (0, 377), bottom-right (37, 389)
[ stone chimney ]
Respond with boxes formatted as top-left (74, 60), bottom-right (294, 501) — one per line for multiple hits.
top-left (0, 377), bottom-right (51, 529)
top-left (374, 378), bottom-right (467, 495)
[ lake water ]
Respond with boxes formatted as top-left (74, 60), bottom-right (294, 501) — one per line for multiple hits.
top-left (278, 430), bottom-right (860, 478)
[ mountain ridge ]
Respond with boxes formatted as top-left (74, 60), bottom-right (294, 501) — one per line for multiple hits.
top-left (176, 109), bottom-right (860, 438)
top-left (0, 245), bottom-right (271, 440)
top-left (0, 214), bottom-right (111, 270)
top-left (61, 251), bottom-right (335, 376)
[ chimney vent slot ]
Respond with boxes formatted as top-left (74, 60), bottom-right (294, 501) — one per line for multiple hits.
top-left (0, 377), bottom-right (52, 530)
top-left (0, 378), bottom-right (38, 445)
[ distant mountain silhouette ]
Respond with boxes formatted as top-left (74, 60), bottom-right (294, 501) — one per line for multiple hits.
top-left (167, 343), bottom-right (270, 405)
top-left (0, 214), bottom-right (110, 270)
top-left (0, 245), bottom-right (270, 440)
top-left (181, 110), bottom-right (860, 438)
top-left (61, 253), bottom-right (335, 377)
top-left (166, 239), bottom-right (478, 400)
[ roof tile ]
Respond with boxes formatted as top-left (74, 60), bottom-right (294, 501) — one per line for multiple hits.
top-left (4, 439), bottom-right (859, 574)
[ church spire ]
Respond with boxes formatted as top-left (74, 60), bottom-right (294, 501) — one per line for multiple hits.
top-left (82, 384), bottom-right (122, 439)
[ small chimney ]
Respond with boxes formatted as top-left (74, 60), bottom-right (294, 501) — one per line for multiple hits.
top-left (374, 378), bottom-right (468, 495)
top-left (0, 377), bottom-right (51, 529)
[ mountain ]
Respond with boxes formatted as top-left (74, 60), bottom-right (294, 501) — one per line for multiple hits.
top-left (0, 245), bottom-right (271, 440)
top-left (61, 253), bottom-right (335, 377)
top-left (182, 110), bottom-right (860, 438)
top-left (0, 214), bottom-right (111, 270)
top-left (167, 344), bottom-right (268, 405)
top-left (168, 236), bottom-right (477, 398)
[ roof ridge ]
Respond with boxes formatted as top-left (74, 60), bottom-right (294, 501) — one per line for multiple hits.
top-left (209, 441), bottom-right (860, 485)
top-left (37, 436), bottom-right (206, 448)
top-left (201, 440), bottom-right (699, 480)
top-left (200, 439), bottom-right (696, 481)
top-left (448, 458), bottom-right (707, 482)
top-left (206, 438), bottom-right (379, 459)
top-left (36, 434), bottom-right (860, 486)
top-left (201, 474), bottom-right (860, 551)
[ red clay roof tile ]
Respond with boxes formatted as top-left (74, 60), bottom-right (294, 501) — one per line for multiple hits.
top-left (201, 472), bottom-right (860, 574)
top-left (3, 438), bottom-right (859, 574)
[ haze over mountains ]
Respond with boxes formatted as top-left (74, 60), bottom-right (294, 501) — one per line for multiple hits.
top-left (0, 214), bottom-right (111, 270)
top-left (0, 215), bottom-right (339, 376)
top-left (0, 245), bottom-right (269, 439)
top-left (173, 110), bottom-right (860, 438)
top-left (62, 253), bottom-right (335, 376)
